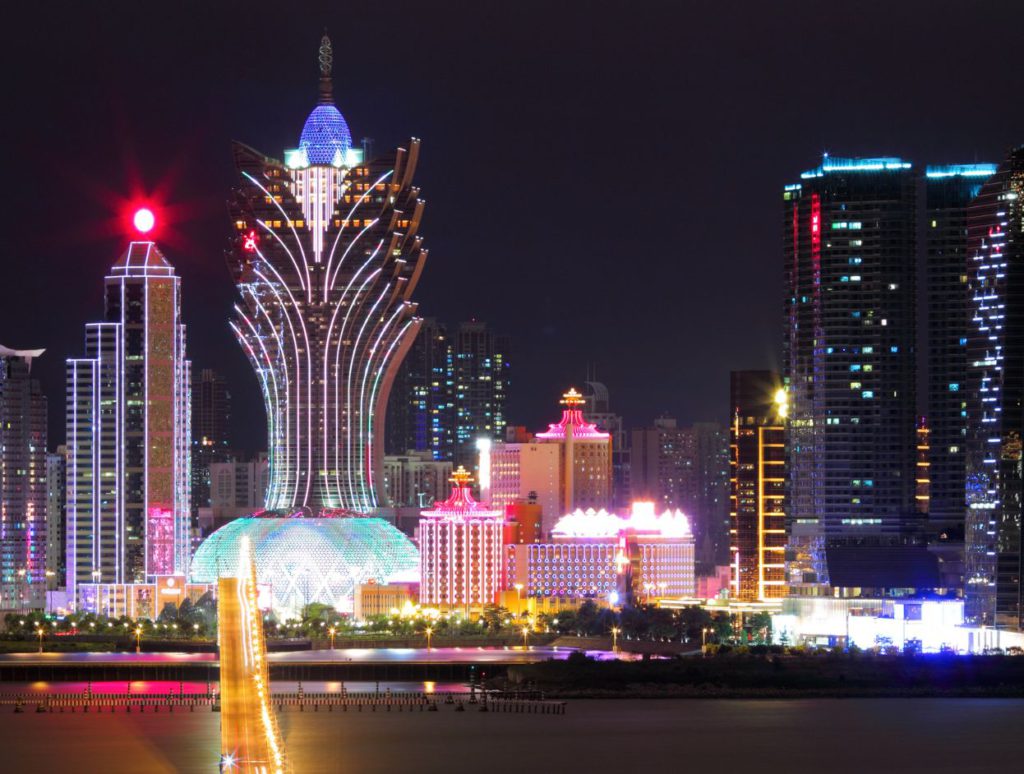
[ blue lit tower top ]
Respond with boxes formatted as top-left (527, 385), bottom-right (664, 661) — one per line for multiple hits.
top-left (297, 34), bottom-right (353, 167)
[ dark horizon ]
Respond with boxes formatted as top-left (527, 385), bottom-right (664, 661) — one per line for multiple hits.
top-left (3, 1), bottom-right (1023, 453)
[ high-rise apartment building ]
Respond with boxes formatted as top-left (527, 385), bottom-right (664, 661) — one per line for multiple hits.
top-left (631, 416), bottom-right (698, 512)
top-left (190, 368), bottom-right (232, 534)
top-left (45, 447), bottom-right (66, 592)
top-left (783, 156), bottom-right (921, 594)
top-left (386, 319), bottom-right (510, 468)
top-left (487, 389), bottom-right (612, 535)
top-left (0, 346), bottom-right (48, 609)
top-left (66, 238), bottom-right (191, 607)
top-left (964, 147), bottom-right (1024, 629)
top-left (582, 381), bottom-right (631, 508)
top-left (453, 321), bottom-right (510, 467)
top-left (729, 370), bottom-right (786, 602)
top-left (924, 164), bottom-right (997, 538)
top-left (198, 456), bottom-right (270, 536)
top-left (381, 451), bottom-right (451, 508)
top-left (385, 318), bottom-right (453, 460)
top-left (228, 35), bottom-right (425, 513)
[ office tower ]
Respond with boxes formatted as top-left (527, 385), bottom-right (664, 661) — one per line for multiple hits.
top-left (964, 147), bottom-right (1024, 628)
top-left (381, 451), bottom-right (451, 507)
top-left (729, 370), bottom-right (786, 602)
top-left (385, 318), bottom-right (453, 459)
top-left (190, 368), bottom-right (232, 532)
top-left (66, 237), bottom-right (191, 606)
top-left (582, 381), bottom-right (631, 508)
top-left (418, 466), bottom-right (504, 612)
top-left (0, 346), bottom-right (48, 608)
top-left (227, 35), bottom-right (425, 514)
top-left (452, 321), bottom-right (510, 467)
top-left (924, 164), bottom-right (997, 541)
top-left (487, 388), bottom-right (612, 535)
top-left (45, 447), bottom-right (66, 591)
top-left (783, 155), bottom-right (921, 594)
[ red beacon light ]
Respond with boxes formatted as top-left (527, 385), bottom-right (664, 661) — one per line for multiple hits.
top-left (133, 207), bottom-right (156, 235)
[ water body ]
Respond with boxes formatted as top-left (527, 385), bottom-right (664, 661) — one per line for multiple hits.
top-left (0, 697), bottom-right (1020, 773)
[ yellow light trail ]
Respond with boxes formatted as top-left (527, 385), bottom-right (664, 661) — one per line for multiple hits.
top-left (218, 536), bottom-right (290, 773)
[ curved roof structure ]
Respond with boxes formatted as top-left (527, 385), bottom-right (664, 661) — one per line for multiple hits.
top-left (190, 517), bottom-right (419, 617)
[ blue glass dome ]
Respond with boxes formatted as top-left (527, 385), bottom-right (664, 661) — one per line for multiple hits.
top-left (299, 104), bottom-right (353, 166)
top-left (190, 516), bottom-right (419, 618)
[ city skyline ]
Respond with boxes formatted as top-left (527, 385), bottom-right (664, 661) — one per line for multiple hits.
top-left (5, 3), bottom-right (1024, 453)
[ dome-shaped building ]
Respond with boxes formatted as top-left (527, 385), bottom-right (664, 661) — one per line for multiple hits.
top-left (190, 516), bottom-right (419, 618)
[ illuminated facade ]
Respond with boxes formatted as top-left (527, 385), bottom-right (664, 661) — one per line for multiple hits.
top-left (487, 389), bottom-right (612, 536)
top-left (418, 467), bottom-right (504, 612)
top-left (964, 148), bottom-right (1024, 628)
top-left (783, 156), bottom-right (920, 592)
top-left (66, 240), bottom-right (191, 608)
top-left (385, 319), bottom-right (510, 467)
top-left (228, 35), bottom-right (426, 514)
top-left (0, 346), bottom-right (48, 609)
top-left (729, 370), bottom-right (786, 602)
top-left (505, 502), bottom-right (695, 602)
top-left (190, 515), bottom-right (419, 618)
top-left (925, 165), bottom-right (996, 533)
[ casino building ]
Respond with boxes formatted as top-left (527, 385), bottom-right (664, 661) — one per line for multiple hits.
top-left (226, 34), bottom-right (426, 514)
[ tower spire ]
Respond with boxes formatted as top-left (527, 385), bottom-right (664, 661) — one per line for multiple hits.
top-left (318, 31), bottom-right (333, 105)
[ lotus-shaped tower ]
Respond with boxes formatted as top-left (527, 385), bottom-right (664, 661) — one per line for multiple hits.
top-left (227, 35), bottom-right (427, 514)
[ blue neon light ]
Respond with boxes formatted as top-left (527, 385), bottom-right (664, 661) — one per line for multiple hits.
top-left (925, 164), bottom-right (998, 179)
top-left (299, 104), bottom-right (353, 165)
top-left (801, 155), bottom-right (912, 179)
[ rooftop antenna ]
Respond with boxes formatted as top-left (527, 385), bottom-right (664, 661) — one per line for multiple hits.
top-left (318, 30), bottom-right (334, 105)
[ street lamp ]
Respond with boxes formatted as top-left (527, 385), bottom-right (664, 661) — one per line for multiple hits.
top-left (36, 627), bottom-right (44, 654)
top-left (135, 626), bottom-right (142, 654)
top-left (521, 626), bottom-right (529, 650)
top-left (425, 627), bottom-right (433, 650)
top-left (611, 626), bottom-right (620, 653)
top-left (702, 627), bottom-right (713, 655)
top-left (328, 627), bottom-right (336, 650)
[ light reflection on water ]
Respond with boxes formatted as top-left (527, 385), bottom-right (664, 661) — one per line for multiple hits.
top-left (0, 680), bottom-right (467, 695)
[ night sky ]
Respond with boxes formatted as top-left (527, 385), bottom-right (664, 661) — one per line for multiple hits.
top-left (3, 1), bottom-right (1023, 453)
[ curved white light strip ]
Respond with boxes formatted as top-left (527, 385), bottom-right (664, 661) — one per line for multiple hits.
top-left (229, 320), bottom-right (279, 506)
top-left (322, 169), bottom-right (394, 302)
top-left (356, 305), bottom-right (407, 511)
top-left (234, 297), bottom-right (288, 509)
top-left (344, 285), bottom-right (390, 509)
top-left (327, 217), bottom-right (380, 297)
top-left (252, 261), bottom-right (311, 509)
top-left (242, 170), bottom-right (311, 301)
top-left (332, 266), bottom-right (383, 506)
top-left (255, 219), bottom-right (307, 294)
top-left (364, 317), bottom-right (416, 510)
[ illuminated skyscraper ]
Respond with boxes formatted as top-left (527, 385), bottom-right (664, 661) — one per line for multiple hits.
top-left (729, 370), bottom-right (786, 602)
top-left (923, 164), bottom-right (997, 591)
top-left (386, 318), bottom-right (510, 468)
top-left (0, 346), bottom-right (48, 608)
top-left (452, 321), bottom-right (510, 467)
top-left (964, 147), bottom-right (1024, 628)
top-left (66, 237), bottom-right (191, 606)
top-left (385, 318), bottom-right (453, 460)
top-left (228, 35), bottom-right (425, 513)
